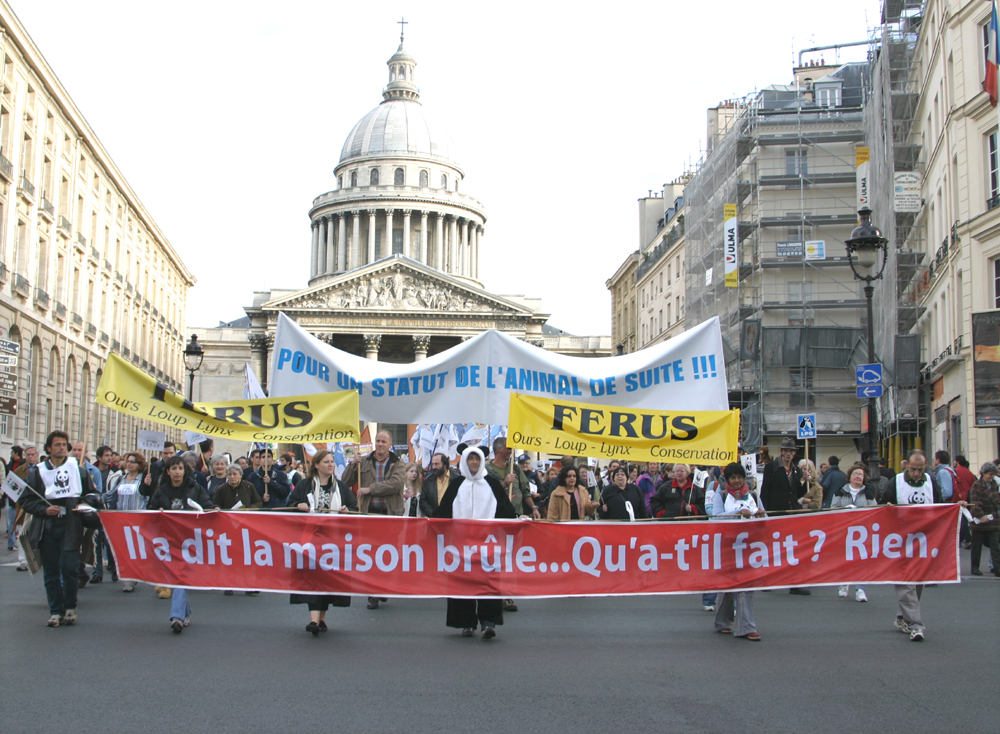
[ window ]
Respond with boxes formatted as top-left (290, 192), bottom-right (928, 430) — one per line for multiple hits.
top-left (394, 168), bottom-right (404, 186)
top-left (667, 263), bottom-right (671, 284)
top-left (785, 149), bottom-right (808, 188)
top-left (441, 174), bottom-right (448, 189)
top-left (658, 309), bottom-right (663, 333)
top-left (816, 87), bottom-right (839, 107)
top-left (369, 168), bottom-right (379, 186)
top-left (789, 367), bottom-right (814, 408)
top-left (666, 303), bottom-right (671, 325)
top-left (994, 259), bottom-right (1000, 308)
top-left (350, 171), bottom-right (358, 187)
top-left (337, 175), bottom-right (343, 189)
top-left (419, 170), bottom-right (429, 187)
top-left (787, 281), bottom-right (814, 301)
top-left (392, 228), bottom-right (403, 254)
top-left (989, 131), bottom-right (999, 207)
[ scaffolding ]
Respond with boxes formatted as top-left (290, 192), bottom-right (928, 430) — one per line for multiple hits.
top-left (863, 0), bottom-right (926, 452)
top-left (685, 64), bottom-right (869, 452)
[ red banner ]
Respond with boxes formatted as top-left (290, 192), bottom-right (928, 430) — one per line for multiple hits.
top-left (100, 505), bottom-right (960, 597)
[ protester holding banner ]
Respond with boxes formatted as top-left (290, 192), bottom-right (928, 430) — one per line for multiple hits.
top-left (142, 442), bottom-right (177, 495)
top-left (796, 460), bottom-right (824, 511)
top-left (968, 462), bottom-right (1000, 577)
top-left (214, 464), bottom-right (264, 511)
top-left (485, 436), bottom-right (539, 520)
top-left (103, 452), bottom-right (147, 591)
top-left (146, 455), bottom-right (216, 633)
top-left (402, 463), bottom-right (424, 517)
top-left (711, 462), bottom-right (762, 641)
top-left (19, 430), bottom-right (101, 628)
top-left (828, 463), bottom-right (876, 603)
top-left (650, 464), bottom-right (705, 519)
top-left (206, 456), bottom-right (230, 500)
top-left (599, 466), bottom-right (647, 520)
top-left (418, 453), bottom-right (451, 518)
top-left (249, 450), bottom-right (292, 510)
top-left (433, 446), bottom-right (516, 639)
top-left (287, 449), bottom-right (356, 635)
top-left (636, 462), bottom-right (661, 516)
top-left (547, 465), bottom-right (595, 522)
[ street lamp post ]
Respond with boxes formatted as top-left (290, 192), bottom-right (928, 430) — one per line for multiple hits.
top-left (184, 334), bottom-right (204, 402)
top-left (845, 207), bottom-right (889, 483)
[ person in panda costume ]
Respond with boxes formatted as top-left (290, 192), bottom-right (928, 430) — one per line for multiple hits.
top-left (882, 448), bottom-right (967, 641)
top-left (432, 446), bottom-right (516, 640)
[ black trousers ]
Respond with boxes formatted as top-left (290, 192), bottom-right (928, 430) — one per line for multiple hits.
top-left (446, 598), bottom-right (503, 629)
top-left (971, 530), bottom-right (1000, 572)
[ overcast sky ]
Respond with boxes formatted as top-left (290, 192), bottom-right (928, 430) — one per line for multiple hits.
top-left (13, 0), bottom-right (880, 335)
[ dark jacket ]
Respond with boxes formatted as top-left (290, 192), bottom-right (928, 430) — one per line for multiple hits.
top-left (432, 474), bottom-right (516, 519)
top-left (206, 475), bottom-right (228, 500)
top-left (146, 478), bottom-right (215, 511)
top-left (760, 458), bottom-right (803, 512)
top-left (213, 480), bottom-right (264, 510)
top-left (598, 482), bottom-right (648, 520)
top-left (287, 476), bottom-right (358, 512)
top-left (819, 465), bottom-right (848, 507)
top-left (248, 467), bottom-right (291, 509)
top-left (650, 480), bottom-right (705, 518)
top-left (419, 473), bottom-right (452, 518)
top-left (20, 460), bottom-right (101, 551)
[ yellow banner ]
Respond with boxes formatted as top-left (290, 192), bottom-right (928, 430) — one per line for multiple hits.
top-left (855, 146), bottom-right (869, 166)
top-left (507, 394), bottom-right (740, 465)
top-left (96, 354), bottom-right (359, 443)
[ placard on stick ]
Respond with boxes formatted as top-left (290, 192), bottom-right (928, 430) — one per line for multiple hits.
top-left (137, 430), bottom-right (166, 452)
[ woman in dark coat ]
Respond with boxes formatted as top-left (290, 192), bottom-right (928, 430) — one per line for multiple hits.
top-left (286, 450), bottom-right (358, 636)
top-left (433, 447), bottom-right (516, 640)
top-left (146, 455), bottom-right (215, 633)
top-left (650, 463), bottom-right (705, 518)
top-left (599, 466), bottom-right (648, 520)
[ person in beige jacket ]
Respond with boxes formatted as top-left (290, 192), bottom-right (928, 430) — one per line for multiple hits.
top-left (547, 465), bottom-right (596, 522)
top-left (340, 430), bottom-right (406, 611)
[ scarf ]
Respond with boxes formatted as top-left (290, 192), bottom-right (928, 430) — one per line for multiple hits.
top-left (312, 476), bottom-right (342, 511)
top-left (725, 481), bottom-right (749, 501)
top-left (452, 447), bottom-right (496, 520)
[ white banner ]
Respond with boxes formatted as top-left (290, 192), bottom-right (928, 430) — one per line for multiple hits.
top-left (723, 204), bottom-right (738, 288)
top-left (137, 430), bottom-right (166, 452)
top-left (2, 470), bottom-right (27, 503)
top-left (269, 313), bottom-right (729, 424)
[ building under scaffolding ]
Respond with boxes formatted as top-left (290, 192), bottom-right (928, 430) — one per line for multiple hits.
top-left (684, 61), bottom-right (870, 462)
top-left (863, 0), bottom-right (927, 467)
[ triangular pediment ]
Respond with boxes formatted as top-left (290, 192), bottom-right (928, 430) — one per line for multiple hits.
top-left (262, 255), bottom-right (535, 316)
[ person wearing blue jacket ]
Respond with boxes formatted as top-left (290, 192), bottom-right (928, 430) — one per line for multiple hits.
top-left (248, 449), bottom-right (291, 509)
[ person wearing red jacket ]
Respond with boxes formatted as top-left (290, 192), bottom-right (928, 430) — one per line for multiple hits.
top-left (954, 456), bottom-right (977, 547)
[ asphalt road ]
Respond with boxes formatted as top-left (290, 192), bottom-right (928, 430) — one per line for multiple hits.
top-left (1, 545), bottom-right (997, 734)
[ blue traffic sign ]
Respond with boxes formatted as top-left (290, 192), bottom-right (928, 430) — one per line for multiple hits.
top-left (796, 413), bottom-right (817, 439)
top-left (856, 385), bottom-right (884, 399)
top-left (855, 363), bottom-right (883, 385)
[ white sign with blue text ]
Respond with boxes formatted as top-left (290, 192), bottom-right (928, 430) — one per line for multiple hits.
top-left (269, 313), bottom-right (730, 424)
top-left (797, 414), bottom-right (817, 439)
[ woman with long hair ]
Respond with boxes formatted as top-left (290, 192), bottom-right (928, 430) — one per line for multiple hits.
top-left (547, 465), bottom-right (595, 522)
top-left (146, 455), bottom-right (215, 633)
top-left (402, 462), bottom-right (424, 517)
top-left (286, 450), bottom-right (358, 636)
top-left (796, 459), bottom-right (824, 511)
top-left (104, 451), bottom-right (147, 591)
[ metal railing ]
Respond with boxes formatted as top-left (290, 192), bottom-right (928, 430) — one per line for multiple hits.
top-left (33, 288), bottom-right (49, 308)
top-left (85, 322), bottom-right (97, 338)
top-left (70, 312), bottom-right (83, 328)
top-left (12, 273), bottom-right (30, 295)
top-left (103, 259), bottom-right (112, 273)
top-left (75, 232), bottom-right (87, 248)
top-left (0, 151), bottom-right (12, 180)
top-left (40, 197), bottom-right (54, 218)
top-left (58, 216), bottom-right (71, 234)
top-left (18, 175), bottom-right (34, 198)
top-left (988, 195), bottom-right (1000, 212)
top-left (54, 301), bottom-right (66, 319)
top-left (89, 246), bottom-right (100, 261)
top-left (99, 331), bottom-right (109, 345)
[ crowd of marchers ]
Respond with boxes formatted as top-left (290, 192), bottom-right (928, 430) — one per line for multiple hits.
top-left (4, 430), bottom-right (998, 644)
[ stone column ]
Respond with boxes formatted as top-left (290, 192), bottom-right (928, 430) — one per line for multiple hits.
top-left (385, 208), bottom-right (395, 257)
top-left (474, 226), bottom-right (482, 279)
top-left (367, 210), bottom-right (377, 264)
top-left (449, 216), bottom-right (458, 274)
top-left (402, 210), bottom-right (411, 258)
top-left (310, 221), bottom-right (319, 279)
top-left (318, 219), bottom-right (328, 276)
top-left (435, 214), bottom-right (444, 271)
top-left (419, 211), bottom-right (429, 264)
top-left (338, 214), bottom-right (347, 272)
top-left (363, 333), bottom-right (381, 360)
top-left (412, 335), bottom-right (431, 361)
top-left (325, 216), bottom-right (335, 273)
top-left (457, 218), bottom-right (466, 276)
top-left (351, 210), bottom-right (361, 270)
top-left (465, 220), bottom-right (474, 276)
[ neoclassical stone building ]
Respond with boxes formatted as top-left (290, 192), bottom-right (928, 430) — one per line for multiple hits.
top-left (191, 33), bottom-right (610, 456)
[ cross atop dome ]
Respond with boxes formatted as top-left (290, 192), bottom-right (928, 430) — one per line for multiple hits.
top-left (384, 23), bottom-right (419, 102)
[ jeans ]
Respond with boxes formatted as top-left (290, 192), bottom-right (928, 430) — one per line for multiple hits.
top-left (702, 593), bottom-right (718, 607)
top-left (91, 529), bottom-right (115, 578)
top-left (6, 505), bottom-right (15, 548)
top-left (170, 588), bottom-right (191, 621)
top-left (39, 521), bottom-right (80, 616)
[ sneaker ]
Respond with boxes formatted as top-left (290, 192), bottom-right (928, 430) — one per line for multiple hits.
top-left (224, 590), bottom-right (234, 596)
top-left (503, 599), bottom-right (518, 612)
top-left (122, 583), bottom-right (135, 592)
top-left (909, 627), bottom-right (925, 642)
top-left (62, 609), bottom-right (77, 626)
top-left (16, 562), bottom-right (27, 571)
top-left (170, 618), bottom-right (183, 634)
top-left (481, 625), bottom-right (497, 640)
top-left (183, 615), bottom-right (191, 627)
top-left (90, 575), bottom-right (103, 584)
top-left (46, 614), bottom-right (61, 627)
top-left (739, 632), bottom-right (762, 641)
top-left (367, 598), bottom-right (380, 610)
top-left (716, 627), bottom-right (733, 634)
top-left (461, 627), bottom-right (474, 637)
top-left (838, 585), bottom-right (849, 598)
top-left (894, 616), bottom-right (910, 633)
top-left (703, 605), bottom-right (716, 612)
top-left (157, 587), bottom-right (172, 599)
top-left (855, 589), bottom-right (868, 602)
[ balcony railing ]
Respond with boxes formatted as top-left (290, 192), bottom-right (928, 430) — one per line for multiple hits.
top-left (99, 331), bottom-right (109, 345)
top-left (54, 301), bottom-right (67, 320)
top-left (0, 262), bottom-right (7, 282)
top-left (0, 151), bottom-right (12, 181)
top-left (115, 271), bottom-right (123, 284)
top-left (112, 339), bottom-right (120, 351)
top-left (988, 194), bottom-right (1000, 212)
top-left (18, 174), bottom-right (34, 199)
top-left (122, 346), bottom-right (131, 359)
top-left (85, 322), bottom-right (97, 339)
top-left (89, 246), bottom-right (100, 262)
top-left (58, 216), bottom-right (71, 234)
top-left (33, 288), bottom-right (49, 309)
top-left (39, 197), bottom-right (54, 219)
top-left (103, 259), bottom-right (112, 273)
top-left (75, 232), bottom-right (87, 249)
top-left (12, 274), bottom-right (30, 297)
top-left (70, 312), bottom-right (83, 329)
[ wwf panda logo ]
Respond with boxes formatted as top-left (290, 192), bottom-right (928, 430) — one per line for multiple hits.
top-left (53, 467), bottom-right (72, 493)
